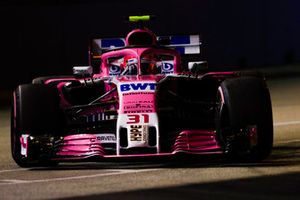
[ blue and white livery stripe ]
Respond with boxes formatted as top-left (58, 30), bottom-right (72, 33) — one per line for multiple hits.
top-left (93, 38), bottom-right (126, 49)
top-left (168, 35), bottom-right (201, 54)
top-left (92, 35), bottom-right (200, 54)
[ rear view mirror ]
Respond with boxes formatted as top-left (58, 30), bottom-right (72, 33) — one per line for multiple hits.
top-left (73, 66), bottom-right (93, 77)
top-left (188, 61), bottom-right (208, 73)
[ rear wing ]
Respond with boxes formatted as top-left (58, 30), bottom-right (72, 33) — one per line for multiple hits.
top-left (89, 35), bottom-right (201, 70)
top-left (157, 35), bottom-right (201, 54)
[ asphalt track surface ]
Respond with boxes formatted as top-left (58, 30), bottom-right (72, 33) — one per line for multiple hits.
top-left (0, 77), bottom-right (300, 200)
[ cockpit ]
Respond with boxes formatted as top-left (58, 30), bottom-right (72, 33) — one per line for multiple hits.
top-left (105, 51), bottom-right (176, 76)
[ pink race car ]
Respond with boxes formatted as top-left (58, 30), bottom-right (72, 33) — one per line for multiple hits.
top-left (11, 16), bottom-right (273, 167)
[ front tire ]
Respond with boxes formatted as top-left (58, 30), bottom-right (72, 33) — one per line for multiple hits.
top-left (11, 84), bottom-right (64, 167)
top-left (216, 76), bottom-right (273, 161)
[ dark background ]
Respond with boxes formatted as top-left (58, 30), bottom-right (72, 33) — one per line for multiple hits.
top-left (1, 0), bottom-right (300, 89)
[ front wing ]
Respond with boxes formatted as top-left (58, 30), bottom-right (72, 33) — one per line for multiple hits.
top-left (20, 129), bottom-right (223, 162)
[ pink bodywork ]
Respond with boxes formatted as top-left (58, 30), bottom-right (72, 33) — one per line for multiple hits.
top-left (174, 130), bottom-right (221, 153)
top-left (55, 134), bottom-right (105, 159)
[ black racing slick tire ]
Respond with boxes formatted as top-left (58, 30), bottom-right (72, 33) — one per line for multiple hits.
top-left (216, 76), bottom-right (273, 161)
top-left (11, 84), bottom-right (64, 167)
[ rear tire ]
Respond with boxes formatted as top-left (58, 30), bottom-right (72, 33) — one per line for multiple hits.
top-left (216, 76), bottom-right (273, 161)
top-left (11, 84), bottom-right (63, 167)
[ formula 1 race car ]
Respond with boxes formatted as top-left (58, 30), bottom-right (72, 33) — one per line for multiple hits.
top-left (11, 16), bottom-right (273, 167)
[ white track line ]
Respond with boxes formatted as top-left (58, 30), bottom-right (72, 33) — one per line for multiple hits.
top-left (274, 120), bottom-right (300, 127)
top-left (275, 139), bottom-right (300, 144)
top-left (0, 168), bottom-right (28, 173)
top-left (0, 169), bottom-right (159, 185)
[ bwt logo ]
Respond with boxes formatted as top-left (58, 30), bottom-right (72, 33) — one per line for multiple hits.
top-left (120, 83), bottom-right (156, 92)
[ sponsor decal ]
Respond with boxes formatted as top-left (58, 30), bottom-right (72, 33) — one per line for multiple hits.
top-left (109, 65), bottom-right (121, 76)
top-left (120, 92), bottom-right (155, 113)
top-left (124, 110), bottom-right (153, 114)
top-left (161, 61), bottom-right (174, 74)
top-left (122, 92), bottom-right (154, 96)
top-left (124, 100), bottom-right (153, 104)
top-left (95, 133), bottom-right (116, 144)
top-left (124, 104), bottom-right (153, 110)
top-left (129, 125), bottom-right (148, 142)
top-left (120, 83), bottom-right (156, 92)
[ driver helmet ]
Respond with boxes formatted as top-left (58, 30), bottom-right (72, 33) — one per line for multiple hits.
top-left (141, 54), bottom-right (160, 75)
